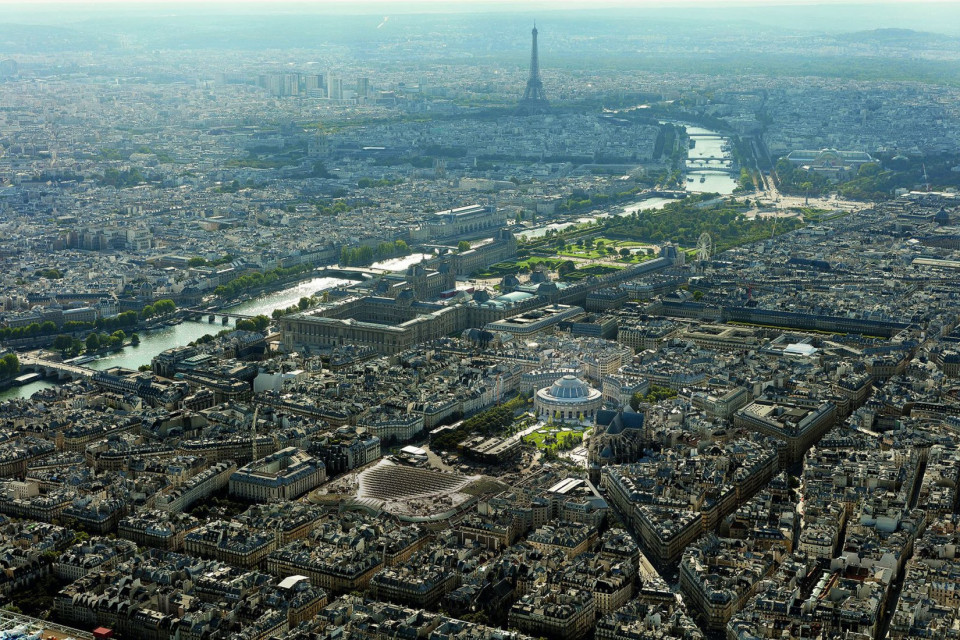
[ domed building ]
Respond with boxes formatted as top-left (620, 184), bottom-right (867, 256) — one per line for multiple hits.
top-left (535, 375), bottom-right (603, 423)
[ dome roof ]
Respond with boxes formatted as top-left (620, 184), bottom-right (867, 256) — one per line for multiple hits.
top-left (548, 375), bottom-right (591, 399)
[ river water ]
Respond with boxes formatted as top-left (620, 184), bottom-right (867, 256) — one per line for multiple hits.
top-left (519, 126), bottom-right (737, 241)
top-left (226, 276), bottom-right (356, 317)
top-left (0, 320), bottom-right (229, 401)
top-left (684, 126), bottom-right (739, 195)
top-left (0, 275), bottom-right (357, 401)
top-left (0, 379), bottom-right (57, 401)
top-left (369, 253), bottom-right (432, 272)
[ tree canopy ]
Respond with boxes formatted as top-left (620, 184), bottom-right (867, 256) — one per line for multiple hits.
top-left (603, 194), bottom-right (804, 252)
top-left (432, 395), bottom-right (527, 451)
top-left (0, 353), bottom-right (19, 379)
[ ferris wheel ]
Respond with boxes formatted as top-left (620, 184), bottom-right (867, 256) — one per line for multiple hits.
top-left (696, 232), bottom-right (712, 263)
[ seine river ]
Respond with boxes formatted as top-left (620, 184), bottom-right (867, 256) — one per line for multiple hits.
top-left (1, 252), bottom-right (444, 401)
top-left (684, 126), bottom-right (739, 195)
top-left (1, 128), bottom-right (734, 402)
top-left (0, 275), bottom-right (356, 401)
top-left (520, 125), bottom-right (737, 240)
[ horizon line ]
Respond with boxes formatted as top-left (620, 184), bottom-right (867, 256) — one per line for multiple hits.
top-left (0, 0), bottom-right (954, 6)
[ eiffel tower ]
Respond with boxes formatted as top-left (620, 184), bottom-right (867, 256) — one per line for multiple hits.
top-left (519, 24), bottom-right (548, 113)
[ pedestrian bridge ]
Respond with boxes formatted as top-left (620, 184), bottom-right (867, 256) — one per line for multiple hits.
top-left (686, 163), bottom-right (739, 175)
top-left (18, 351), bottom-right (94, 381)
top-left (181, 308), bottom-right (255, 322)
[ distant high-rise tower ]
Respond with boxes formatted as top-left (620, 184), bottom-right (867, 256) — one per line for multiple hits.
top-left (0, 59), bottom-right (17, 80)
top-left (520, 24), bottom-right (548, 112)
top-left (327, 77), bottom-right (342, 100)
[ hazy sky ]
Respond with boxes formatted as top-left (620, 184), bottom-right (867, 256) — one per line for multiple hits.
top-left (1, 0), bottom-right (955, 36)
top-left (0, 0), bottom-right (956, 6)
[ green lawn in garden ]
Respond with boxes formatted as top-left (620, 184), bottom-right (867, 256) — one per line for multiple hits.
top-left (524, 426), bottom-right (586, 451)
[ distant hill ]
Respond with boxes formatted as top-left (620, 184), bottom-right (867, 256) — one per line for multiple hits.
top-left (0, 24), bottom-right (118, 53)
top-left (838, 28), bottom-right (959, 47)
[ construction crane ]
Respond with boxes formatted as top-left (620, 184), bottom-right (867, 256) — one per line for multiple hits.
top-left (739, 280), bottom-right (784, 302)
